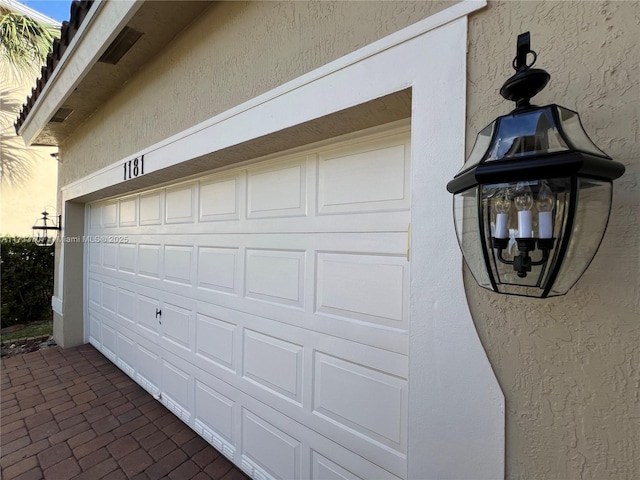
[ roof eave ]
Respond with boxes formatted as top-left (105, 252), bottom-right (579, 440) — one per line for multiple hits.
top-left (17, 0), bottom-right (143, 146)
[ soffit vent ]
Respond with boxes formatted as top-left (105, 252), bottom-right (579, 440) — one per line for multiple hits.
top-left (99, 26), bottom-right (143, 65)
top-left (50, 107), bottom-right (74, 123)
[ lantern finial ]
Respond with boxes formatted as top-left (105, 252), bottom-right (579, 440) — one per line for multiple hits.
top-left (499, 32), bottom-right (550, 109)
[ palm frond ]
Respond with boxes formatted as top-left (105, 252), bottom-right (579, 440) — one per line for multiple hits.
top-left (0, 6), bottom-right (59, 79)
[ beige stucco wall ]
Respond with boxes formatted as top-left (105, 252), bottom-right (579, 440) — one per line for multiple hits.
top-left (56, 1), bottom-right (638, 478)
top-left (1, 77), bottom-right (58, 236)
top-left (58, 0), bottom-right (452, 187)
top-left (466, 1), bottom-right (639, 479)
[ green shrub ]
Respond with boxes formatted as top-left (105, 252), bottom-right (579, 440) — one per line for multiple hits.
top-left (1, 236), bottom-right (54, 328)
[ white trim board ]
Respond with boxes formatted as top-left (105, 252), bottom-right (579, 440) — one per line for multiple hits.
top-left (56, 1), bottom-right (504, 478)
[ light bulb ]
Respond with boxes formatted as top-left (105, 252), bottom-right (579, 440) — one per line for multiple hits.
top-left (493, 189), bottom-right (511, 239)
top-left (514, 182), bottom-right (533, 211)
top-left (514, 182), bottom-right (533, 237)
top-left (536, 181), bottom-right (555, 239)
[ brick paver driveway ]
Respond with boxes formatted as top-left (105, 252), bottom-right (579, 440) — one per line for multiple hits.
top-left (1, 344), bottom-right (249, 480)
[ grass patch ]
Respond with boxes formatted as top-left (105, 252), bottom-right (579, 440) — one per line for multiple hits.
top-left (1, 321), bottom-right (53, 342)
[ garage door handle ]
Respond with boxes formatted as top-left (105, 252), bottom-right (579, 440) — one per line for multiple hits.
top-left (155, 308), bottom-right (162, 318)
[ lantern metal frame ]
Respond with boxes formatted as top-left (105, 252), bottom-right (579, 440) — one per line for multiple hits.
top-left (32, 210), bottom-right (62, 246)
top-left (447, 32), bottom-right (625, 298)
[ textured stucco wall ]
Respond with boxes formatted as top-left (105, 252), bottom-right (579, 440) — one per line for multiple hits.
top-left (1, 74), bottom-right (57, 236)
top-left (467, 1), bottom-right (639, 479)
top-left (56, 1), bottom-right (639, 478)
top-left (58, 0), bottom-right (451, 187)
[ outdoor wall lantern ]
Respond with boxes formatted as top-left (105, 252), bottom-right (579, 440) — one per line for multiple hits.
top-left (32, 211), bottom-right (61, 247)
top-left (446, 32), bottom-right (625, 298)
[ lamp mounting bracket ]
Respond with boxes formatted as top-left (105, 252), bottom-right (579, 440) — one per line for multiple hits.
top-left (500, 31), bottom-right (550, 109)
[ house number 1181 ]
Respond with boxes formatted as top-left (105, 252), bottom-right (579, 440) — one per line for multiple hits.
top-left (123, 155), bottom-right (144, 180)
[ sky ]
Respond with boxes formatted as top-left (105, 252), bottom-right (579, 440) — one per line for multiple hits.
top-left (18, 0), bottom-right (73, 23)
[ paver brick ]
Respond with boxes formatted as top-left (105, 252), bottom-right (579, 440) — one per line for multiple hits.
top-left (0, 439), bottom-right (49, 468)
top-left (2, 456), bottom-right (39, 479)
top-left (204, 456), bottom-right (234, 479)
top-left (107, 434), bottom-right (139, 460)
top-left (92, 414), bottom-right (121, 435)
top-left (112, 414), bottom-right (149, 438)
top-left (48, 420), bottom-right (91, 444)
top-left (168, 459), bottom-right (200, 480)
top-left (192, 445), bottom-right (221, 468)
top-left (78, 446), bottom-right (110, 471)
top-left (2, 404), bottom-right (20, 416)
top-left (119, 448), bottom-right (154, 477)
top-left (73, 390), bottom-right (98, 405)
top-left (43, 456), bottom-right (81, 480)
top-left (37, 442), bottom-right (73, 470)
top-left (15, 386), bottom-right (40, 400)
top-left (12, 466), bottom-right (43, 480)
top-left (29, 420), bottom-right (60, 441)
top-left (67, 382), bottom-right (91, 396)
top-left (58, 413), bottom-right (86, 430)
top-left (148, 438), bottom-right (178, 461)
top-left (24, 410), bottom-right (53, 429)
top-left (139, 431), bottom-right (168, 450)
top-left (1, 426), bottom-right (28, 445)
top-left (73, 432), bottom-right (116, 459)
top-left (66, 427), bottom-right (96, 449)
top-left (103, 470), bottom-right (127, 480)
top-left (1, 419), bottom-right (25, 435)
top-left (144, 448), bottom-right (187, 480)
top-left (1, 435), bottom-right (32, 457)
top-left (2, 407), bottom-right (35, 425)
top-left (17, 394), bottom-right (44, 410)
top-left (84, 404), bottom-right (110, 423)
top-left (55, 403), bottom-right (91, 422)
top-left (75, 458), bottom-right (119, 479)
top-left (131, 422), bottom-right (158, 442)
top-left (181, 434), bottom-right (208, 455)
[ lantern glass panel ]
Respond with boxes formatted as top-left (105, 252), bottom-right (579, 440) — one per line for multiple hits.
top-left (459, 123), bottom-right (495, 173)
top-left (453, 187), bottom-right (492, 289)
top-left (556, 106), bottom-right (608, 157)
top-left (480, 178), bottom-right (572, 297)
top-left (486, 109), bottom-right (568, 162)
top-left (549, 178), bottom-right (612, 295)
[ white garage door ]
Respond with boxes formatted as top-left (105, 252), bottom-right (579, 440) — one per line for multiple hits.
top-left (86, 126), bottom-right (411, 479)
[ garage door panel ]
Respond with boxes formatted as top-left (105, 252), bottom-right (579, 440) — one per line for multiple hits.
top-left (310, 449), bottom-right (402, 480)
top-left (165, 185), bottom-right (195, 224)
top-left (117, 243), bottom-right (136, 274)
top-left (136, 341), bottom-right (161, 397)
top-left (247, 158), bottom-right (307, 219)
top-left (102, 202), bottom-right (118, 227)
top-left (199, 175), bottom-right (241, 222)
top-left (195, 312), bottom-right (237, 372)
top-left (161, 302), bottom-right (192, 351)
top-left (317, 135), bottom-right (409, 215)
top-left (117, 288), bottom-right (136, 325)
top-left (243, 330), bottom-right (303, 405)
top-left (161, 359), bottom-right (192, 424)
top-left (195, 380), bottom-right (237, 459)
top-left (316, 253), bottom-right (407, 329)
top-left (117, 331), bottom-right (136, 378)
top-left (101, 321), bottom-right (118, 363)
top-left (101, 283), bottom-right (117, 314)
top-left (245, 249), bottom-right (305, 309)
top-left (119, 197), bottom-right (138, 227)
top-left (89, 312), bottom-right (102, 348)
top-left (138, 243), bottom-right (162, 278)
top-left (197, 246), bottom-right (240, 295)
top-left (163, 245), bottom-right (194, 285)
top-left (241, 408), bottom-right (302, 480)
top-left (140, 191), bottom-right (164, 225)
top-left (137, 294), bottom-right (160, 335)
top-left (102, 243), bottom-right (117, 270)
top-left (312, 352), bottom-right (406, 451)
